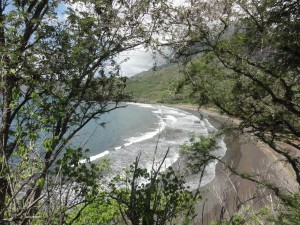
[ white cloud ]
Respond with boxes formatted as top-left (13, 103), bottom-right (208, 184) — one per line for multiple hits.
top-left (117, 47), bottom-right (167, 77)
top-left (58, 0), bottom-right (184, 77)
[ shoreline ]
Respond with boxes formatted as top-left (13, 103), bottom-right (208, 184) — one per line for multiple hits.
top-left (167, 103), bottom-right (298, 224)
top-left (87, 102), bottom-right (296, 223)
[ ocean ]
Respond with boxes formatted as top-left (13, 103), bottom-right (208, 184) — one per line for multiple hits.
top-left (74, 103), bottom-right (227, 188)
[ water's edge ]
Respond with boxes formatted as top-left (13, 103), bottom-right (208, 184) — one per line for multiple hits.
top-left (79, 103), bottom-right (227, 188)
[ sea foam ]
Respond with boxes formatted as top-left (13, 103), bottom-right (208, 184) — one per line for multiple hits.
top-left (127, 102), bottom-right (155, 108)
top-left (82, 103), bottom-right (227, 188)
top-left (124, 114), bottom-right (166, 147)
top-left (79, 150), bottom-right (110, 163)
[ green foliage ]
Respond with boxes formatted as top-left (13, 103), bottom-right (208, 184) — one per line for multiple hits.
top-left (171, 0), bottom-right (300, 177)
top-left (181, 53), bottom-right (236, 108)
top-left (211, 214), bottom-right (245, 225)
top-left (0, 0), bottom-right (171, 223)
top-left (269, 191), bottom-right (300, 225)
top-left (109, 154), bottom-right (199, 225)
top-left (180, 135), bottom-right (218, 174)
top-left (170, 0), bottom-right (300, 224)
top-left (68, 192), bottom-right (122, 225)
top-left (55, 147), bottom-right (107, 196)
top-left (0, 0), bottom-right (298, 224)
top-left (181, 0), bottom-right (300, 149)
top-left (125, 64), bottom-right (196, 104)
top-left (211, 192), bottom-right (300, 225)
top-left (63, 153), bottom-right (200, 225)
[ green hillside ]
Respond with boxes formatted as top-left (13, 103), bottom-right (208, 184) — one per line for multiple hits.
top-left (125, 64), bottom-right (195, 104)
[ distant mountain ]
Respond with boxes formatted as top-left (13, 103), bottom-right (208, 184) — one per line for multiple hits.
top-left (125, 63), bottom-right (196, 104)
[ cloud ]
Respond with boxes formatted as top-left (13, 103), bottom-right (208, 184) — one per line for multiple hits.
top-left (58, 1), bottom-right (180, 77)
top-left (117, 47), bottom-right (167, 77)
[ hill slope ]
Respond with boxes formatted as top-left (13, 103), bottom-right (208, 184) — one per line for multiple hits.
top-left (125, 64), bottom-right (195, 104)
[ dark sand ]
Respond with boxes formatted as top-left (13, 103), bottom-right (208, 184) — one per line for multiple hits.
top-left (171, 104), bottom-right (297, 224)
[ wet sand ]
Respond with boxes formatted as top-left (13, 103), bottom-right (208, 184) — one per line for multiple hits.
top-left (170, 104), bottom-right (297, 224)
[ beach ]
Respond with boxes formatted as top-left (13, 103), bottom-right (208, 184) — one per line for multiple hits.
top-left (83, 102), bottom-right (297, 224)
top-left (171, 104), bottom-right (298, 224)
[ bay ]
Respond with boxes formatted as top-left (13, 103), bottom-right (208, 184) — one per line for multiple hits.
top-left (74, 103), bottom-right (227, 188)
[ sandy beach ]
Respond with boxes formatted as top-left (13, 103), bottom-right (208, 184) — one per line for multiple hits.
top-left (170, 104), bottom-right (298, 224)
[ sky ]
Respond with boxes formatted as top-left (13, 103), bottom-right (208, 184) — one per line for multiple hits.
top-left (57, 2), bottom-right (157, 77)
top-left (118, 50), bottom-right (155, 77)
top-left (116, 0), bottom-right (187, 76)
top-left (117, 48), bottom-right (167, 77)
top-left (59, 1), bottom-right (185, 77)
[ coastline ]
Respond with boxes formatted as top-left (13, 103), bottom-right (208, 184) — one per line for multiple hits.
top-left (167, 104), bottom-right (298, 224)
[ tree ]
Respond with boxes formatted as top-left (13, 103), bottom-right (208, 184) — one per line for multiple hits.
top-left (109, 151), bottom-right (198, 225)
top-left (170, 0), bottom-right (299, 188)
top-left (0, 0), bottom-right (165, 223)
top-left (158, 0), bottom-right (299, 223)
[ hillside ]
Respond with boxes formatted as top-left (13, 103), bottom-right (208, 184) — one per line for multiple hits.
top-left (125, 63), bottom-right (196, 104)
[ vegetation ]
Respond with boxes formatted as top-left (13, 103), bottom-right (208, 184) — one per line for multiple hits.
top-left (65, 151), bottom-right (200, 225)
top-left (108, 152), bottom-right (198, 225)
top-left (168, 0), bottom-right (300, 223)
top-left (177, 0), bottom-right (300, 186)
top-left (125, 64), bottom-right (196, 104)
top-left (129, 0), bottom-right (300, 223)
top-left (0, 0), bottom-right (170, 223)
top-left (1, 0), bottom-right (299, 224)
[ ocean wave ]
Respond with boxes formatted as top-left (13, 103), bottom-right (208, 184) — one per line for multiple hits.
top-left (148, 152), bottom-right (180, 172)
top-left (161, 108), bottom-right (187, 116)
top-left (79, 150), bottom-right (110, 163)
top-left (127, 102), bottom-right (155, 108)
top-left (164, 115), bottom-right (177, 124)
top-left (152, 109), bottom-right (162, 114)
top-left (81, 103), bottom-right (227, 189)
top-left (203, 118), bottom-right (217, 133)
top-left (185, 135), bottom-right (227, 189)
top-left (124, 114), bottom-right (166, 147)
top-left (136, 152), bottom-right (180, 186)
